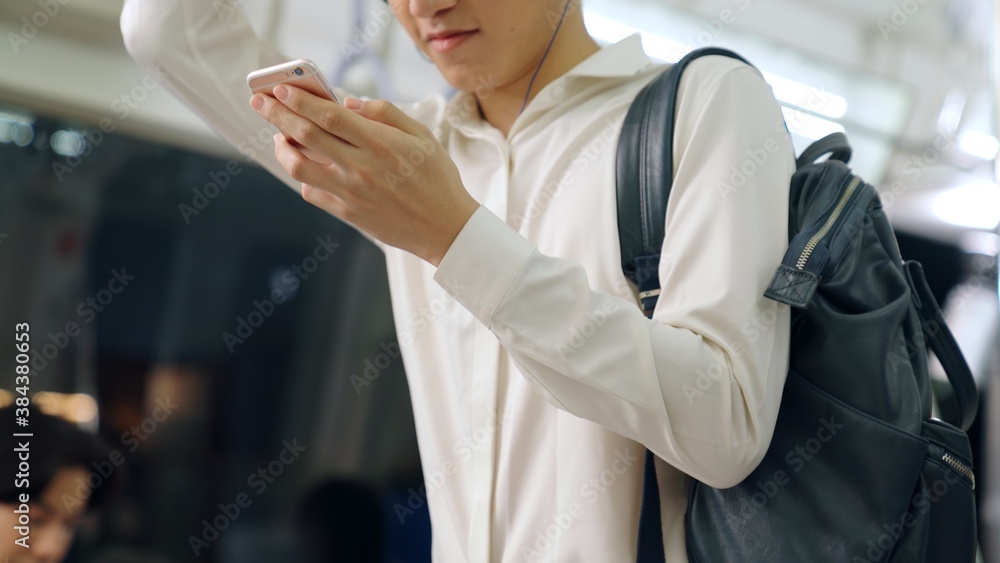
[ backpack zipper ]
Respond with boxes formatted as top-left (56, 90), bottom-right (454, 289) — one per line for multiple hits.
top-left (794, 176), bottom-right (862, 270)
top-left (941, 452), bottom-right (976, 489)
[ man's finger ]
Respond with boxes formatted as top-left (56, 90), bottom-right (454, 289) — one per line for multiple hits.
top-left (344, 97), bottom-right (431, 140)
top-left (301, 183), bottom-right (353, 225)
top-left (251, 92), bottom-right (355, 168)
top-left (272, 85), bottom-right (375, 148)
top-left (274, 134), bottom-right (351, 199)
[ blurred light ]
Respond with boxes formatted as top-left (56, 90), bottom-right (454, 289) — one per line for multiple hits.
top-left (584, 12), bottom-right (847, 120)
top-left (34, 391), bottom-right (99, 424)
top-left (762, 73), bottom-right (847, 119)
top-left (0, 110), bottom-right (35, 146)
top-left (0, 109), bottom-right (33, 125)
top-left (782, 107), bottom-right (845, 141)
top-left (50, 130), bottom-right (87, 157)
top-left (936, 89), bottom-right (967, 136)
top-left (0, 390), bottom-right (98, 425)
top-left (932, 182), bottom-right (1000, 230)
top-left (957, 131), bottom-right (999, 160)
top-left (584, 12), bottom-right (690, 63)
top-left (584, 12), bottom-right (638, 44)
top-left (11, 123), bottom-right (34, 147)
top-left (958, 230), bottom-right (1000, 256)
top-left (270, 266), bottom-right (299, 301)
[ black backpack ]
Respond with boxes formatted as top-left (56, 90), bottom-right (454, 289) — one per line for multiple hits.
top-left (616, 47), bottom-right (980, 563)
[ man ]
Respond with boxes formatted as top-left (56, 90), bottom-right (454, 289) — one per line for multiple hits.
top-left (0, 406), bottom-right (122, 563)
top-left (120, 0), bottom-right (795, 559)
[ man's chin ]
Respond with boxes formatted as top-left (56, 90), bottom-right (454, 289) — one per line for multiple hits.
top-left (440, 64), bottom-right (493, 91)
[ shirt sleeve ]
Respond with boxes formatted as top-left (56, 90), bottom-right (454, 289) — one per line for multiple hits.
top-left (119, 0), bottom-right (385, 252)
top-left (433, 61), bottom-right (795, 488)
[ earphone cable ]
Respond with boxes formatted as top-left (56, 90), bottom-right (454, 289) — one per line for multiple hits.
top-left (518, 0), bottom-right (572, 116)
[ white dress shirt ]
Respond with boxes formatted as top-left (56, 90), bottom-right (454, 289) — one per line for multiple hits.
top-left (121, 2), bottom-right (795, 560)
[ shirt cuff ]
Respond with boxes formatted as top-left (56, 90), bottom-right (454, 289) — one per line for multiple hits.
top-left (433, 205), bottom-right (536, 327)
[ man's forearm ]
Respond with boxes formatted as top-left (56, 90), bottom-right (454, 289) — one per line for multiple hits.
top-left (120, 0), bottom-right (299, 190)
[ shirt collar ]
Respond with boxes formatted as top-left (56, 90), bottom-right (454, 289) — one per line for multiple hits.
top-left (440, 33), bottom-right (654, 136)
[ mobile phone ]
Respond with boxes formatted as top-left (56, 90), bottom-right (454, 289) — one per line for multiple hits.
top-left (248, 59), bottom-right (340, 165)
top-left (247, 59), bottom-right (340, 103)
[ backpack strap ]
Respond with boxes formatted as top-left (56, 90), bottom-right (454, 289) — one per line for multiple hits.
top-left (616, 47), bottom-right (753, 317)
top-left (904, 261), bottom-right (979, 431)
top-left (616, 46), bottom-right (753, 563)
top-left (795, 132), bottom-right (852, 169)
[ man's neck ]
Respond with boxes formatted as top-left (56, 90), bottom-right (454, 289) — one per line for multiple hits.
top-left (476, 30), bottom-right (600, 138)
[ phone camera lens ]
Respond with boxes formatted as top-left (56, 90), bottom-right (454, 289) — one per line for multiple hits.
top-left (293, 67), bottom-right (304, 76)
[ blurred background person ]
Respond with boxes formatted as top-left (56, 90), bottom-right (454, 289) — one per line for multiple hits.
top-left (0, 405), bottom-right (124, 563)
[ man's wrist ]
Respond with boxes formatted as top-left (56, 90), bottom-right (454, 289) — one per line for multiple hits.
top-left (427, 199), bottom-right (481, 267)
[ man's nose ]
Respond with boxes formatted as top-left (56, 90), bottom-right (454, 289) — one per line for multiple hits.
top-left (408, 0), bottom-right (458, 19)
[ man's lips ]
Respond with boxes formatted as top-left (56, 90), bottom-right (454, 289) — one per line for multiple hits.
top-left (426, 30), bottom-right (478, 54)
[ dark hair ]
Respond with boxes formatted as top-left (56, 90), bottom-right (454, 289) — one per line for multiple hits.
top-left (0, 404), bottom-right (123, 509)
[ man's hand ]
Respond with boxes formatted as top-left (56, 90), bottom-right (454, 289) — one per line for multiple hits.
top-left (250, 85), bottom-right (480, 267)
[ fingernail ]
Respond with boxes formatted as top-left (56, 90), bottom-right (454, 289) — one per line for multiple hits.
top-left (273, 85), bottom-right (289, 101)
top-left (345, 97), bottom-right (363, 111)
top-left (250, 95), bottom-right (264, 111)
top-left (272, 133), bottom-right (282, 144)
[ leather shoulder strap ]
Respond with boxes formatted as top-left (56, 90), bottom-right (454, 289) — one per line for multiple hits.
top-left (616, 47), bottom-right (753, 315)
top-left (905, 261), bottom-right (979, 431)
top-left (618, 47), bottom-right (755, 563)
top-left (795, 132), bottom-right (852, 169)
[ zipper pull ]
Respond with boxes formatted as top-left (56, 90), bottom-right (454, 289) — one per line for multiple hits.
top-left (764, 243), bottom-right (830, 309)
